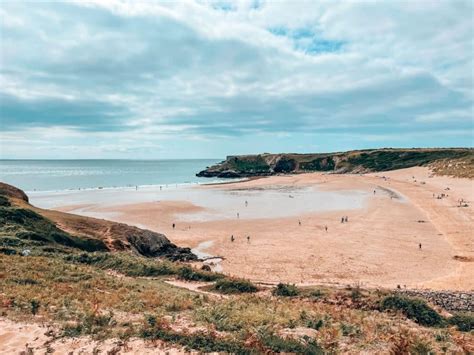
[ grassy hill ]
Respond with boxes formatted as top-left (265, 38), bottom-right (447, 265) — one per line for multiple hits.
top-left (197, 148), bottom-right (474, 178)
top-left (0, 182), bottom-right (196, 260)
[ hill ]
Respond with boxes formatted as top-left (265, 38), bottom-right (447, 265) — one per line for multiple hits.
top-left (0, 182), bottom-right (196, 261)
top-left (197, 148), bottom-right (474, 178)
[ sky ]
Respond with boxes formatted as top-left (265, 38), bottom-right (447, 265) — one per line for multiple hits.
top-left (0, 0), bottom-right (473, 159)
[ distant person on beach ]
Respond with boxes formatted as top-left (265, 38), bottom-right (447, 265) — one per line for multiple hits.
top-left (325, 225), bottom-right (328, 232)
top-left (231, 235), bottom-right (234, 242)
top-left (373, 190), bottom-right (376, 195)
top-left (419, 243), bottom-right (422, 250)
top-left (298, 220), bottom-right (301, 226)
top-left (345, 216), bottom-right (348, 223)
top-left (237, 212), bottom-right (240, 219)
top-left (245, 200), bottom-right (248, 207)
top-left (341, 217), bottom-right (344, 223)
top-left (172, 223), bottom-right (175, 229)
top-left (136, 185), bottom-right (138, 190)
top-left (247, 235), bottom-right (250, 243)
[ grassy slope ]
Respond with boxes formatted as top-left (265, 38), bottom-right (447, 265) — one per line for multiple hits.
top-left (0, 183), bottom-right (196, 260)
top-left (198, 148), bottom-right (474, 177)
top-left (0, 250), bottom-right (472, 353)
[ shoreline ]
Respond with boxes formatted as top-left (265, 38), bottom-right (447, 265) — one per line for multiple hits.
top-left (31, 167), bottom-right (474, 291)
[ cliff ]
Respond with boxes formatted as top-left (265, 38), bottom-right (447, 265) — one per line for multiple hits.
top-left (0, 182), bottom-right (196, 261)
top-left (197, 148), bottom-right (474, 178)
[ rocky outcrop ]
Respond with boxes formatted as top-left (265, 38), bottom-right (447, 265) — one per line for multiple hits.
top-left (197, 148), bottom-right (473, 178)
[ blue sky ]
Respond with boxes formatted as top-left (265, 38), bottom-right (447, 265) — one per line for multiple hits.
top-left (0, 0), bottom-right (472, 159)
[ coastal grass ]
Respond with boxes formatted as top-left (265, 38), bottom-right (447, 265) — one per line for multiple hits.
top-left (272, 283), bottom-right (300, 297)
top-left (0, 205), bottom-right (107, 252)
top-left (1, 252), bottom-right (472, 353)
top-left (211, 278), bottom-right (258, 294)
top-left (380, 295), bottom-right (444, 327)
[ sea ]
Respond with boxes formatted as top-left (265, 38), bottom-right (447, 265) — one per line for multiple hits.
top-left (0, 159), bottom-right (222, 192)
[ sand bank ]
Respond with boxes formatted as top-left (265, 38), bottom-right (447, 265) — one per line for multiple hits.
top-left (33, 167), bottom-right (473, 290)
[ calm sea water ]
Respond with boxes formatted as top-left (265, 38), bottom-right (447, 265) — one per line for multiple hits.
top-left (0, 159), bottom-right (221, 192)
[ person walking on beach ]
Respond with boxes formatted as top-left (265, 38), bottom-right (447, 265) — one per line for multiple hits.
top-left (172, 223), bottom-right (175, 229)
top-left (341, 217), bottom-right (344, 223)
top-left (373, 189), bottom-right (376, 195)
top-left (298, 220), bottom-right (301, 226)
top-left (344, 216), bottom-right (348, 223)
top-left (419, 243), bottom-right (422, 250)
top-left (245, 200), bottom-right (248, 207)
top-left (231, 235), bottom-right (234, 242)
top-left (247, 235), bottom-right (250, 243)
top-left (237, 212), bottom-right (240, 219)
top-left (325, 225), bottom-right (328, 232)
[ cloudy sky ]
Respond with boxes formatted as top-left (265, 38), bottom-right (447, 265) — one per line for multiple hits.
top-left (0, 0), bottom-right (472, 159)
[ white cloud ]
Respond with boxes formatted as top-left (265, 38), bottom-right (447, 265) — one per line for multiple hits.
top-left (0, 0), bottom-right (472, 158)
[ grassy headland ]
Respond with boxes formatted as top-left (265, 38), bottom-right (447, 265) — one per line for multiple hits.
top-left (197, 148), bottom-right (474, 178)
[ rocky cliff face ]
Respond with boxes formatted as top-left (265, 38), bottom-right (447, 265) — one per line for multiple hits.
top-left (0, 183), bottom-right (197, 261)
top-left (196, 148), bottom-right (473, 178)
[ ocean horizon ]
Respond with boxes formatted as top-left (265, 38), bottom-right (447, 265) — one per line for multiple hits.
top-left (0, 159), bottom-right (222, 192)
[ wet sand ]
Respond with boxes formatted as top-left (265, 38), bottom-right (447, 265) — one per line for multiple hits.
top-left (34, 167), bottom-right (473, 290)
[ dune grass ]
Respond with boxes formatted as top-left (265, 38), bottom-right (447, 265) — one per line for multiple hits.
top-left (1, 252), bottom-right (472, 353)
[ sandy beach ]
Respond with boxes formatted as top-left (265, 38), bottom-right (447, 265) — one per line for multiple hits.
top-left (32, 167), bottom-right (473, 291)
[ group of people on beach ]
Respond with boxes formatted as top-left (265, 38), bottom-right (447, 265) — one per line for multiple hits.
top-left (340, 216), bottom-right (349, 223)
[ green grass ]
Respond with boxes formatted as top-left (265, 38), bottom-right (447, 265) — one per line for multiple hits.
top-left (272, 283), bottom-right (300, 297)
top-left (211, 278), bottom-right (258, 294)
top-left (380, 295), bottom-right (444, 327)
top-left (347, 149), bottom-right (470, 172)
top-left (228, 155), bottom-right (270, 173)
top-left (448, 313), bottom-right (474, 332)
top-left (0, 206), bottom-right (107, 252)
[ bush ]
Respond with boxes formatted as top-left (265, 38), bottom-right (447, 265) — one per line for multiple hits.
top-left (272, 283), bottom-right (299, 297)
top-left (448, 313), bottom-right (474, 332)
top-left (65, 252), bottom-right (175, 277)
top-left (380, 295), bottom-right (444, 327)
top-left (177, 266), bottom-right (222, 282)
top-left (257, 330), bottom-right (323, 354)
top-left (0, 195), bottom-right (11, 207)
top-left (212, 278), bottom-right (258, 294)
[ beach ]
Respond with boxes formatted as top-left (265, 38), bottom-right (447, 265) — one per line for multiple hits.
top-left (30, 167), bottom-right (474, 291)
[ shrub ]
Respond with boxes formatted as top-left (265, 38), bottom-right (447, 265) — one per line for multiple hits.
top-left (30, 299), bottom-right (40, 315)
top-left (257, 329), bottom-right (324, 354)
top-left (0, 195), bottom-right (11, 207)
top-left (380, 295), bottom-right (444, 327)
top-left (448, 313), bottom-right (474, 332)
top-left (272, 283), bottom-right (299, 297)
top-left (140, 317), bottom-right (251, 353)
top-left (212, 278), bottom-right (258, 294)
top-left (177, 266), bottom-right (222, 282)
top-left (65, 252), bottom-right (175, 277)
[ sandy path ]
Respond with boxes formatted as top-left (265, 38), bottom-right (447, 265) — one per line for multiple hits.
top-left (0, 318), bottom-right (186, 355)
top-left (53, 167), bottom-right (473, 291)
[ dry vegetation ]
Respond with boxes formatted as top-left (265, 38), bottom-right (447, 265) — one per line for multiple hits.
top-left (1, 251), bottom-right (472, 353)
top-left (430, 155), bottom-right (474, 179)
